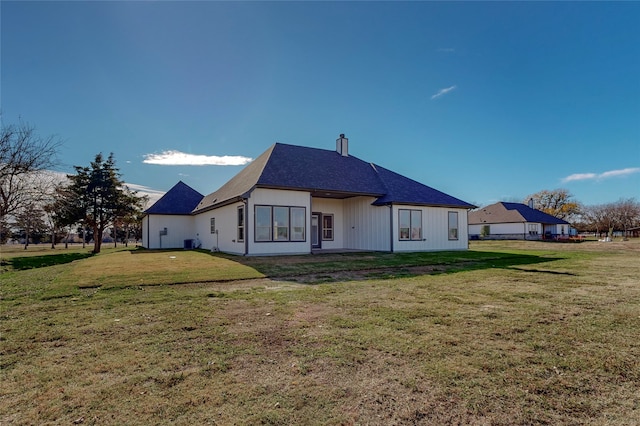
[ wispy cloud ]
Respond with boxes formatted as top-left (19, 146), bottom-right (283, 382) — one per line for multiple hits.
top-left (125, 182), bottom-right (166, 195)
top-left (562, 167), bottom-right (640, 183)
top-left (125, 183), bottom-right (166, 207)
top-left (143, 150), bottom-right (253, 166)
top-left (431, 85), bottom-right (457, 100)
top-left (437, 47), bottom-right (455, 53)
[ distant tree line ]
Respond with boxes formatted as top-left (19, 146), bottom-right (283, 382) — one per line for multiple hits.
top-left (523, 189), bottom-right (640, 238)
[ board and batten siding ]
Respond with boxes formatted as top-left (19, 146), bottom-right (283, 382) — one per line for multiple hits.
top-left (311, 198), bottom-right (345, 250)
top-left (246, 188), bottom-right (312, 255)
top-left (392, 206), bottom-right (469, 252)
top-left (194, 202), bottom-right (245, 255)
top-left (343, 197), bottom-right (391, 251)
top-left (142, 214), bottom-right (195, 249)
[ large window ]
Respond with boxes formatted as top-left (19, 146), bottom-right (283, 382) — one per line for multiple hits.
top-left (322, 214), bottom-right (334, 240)
top-left (255, 205), bottom-right (306, 242)
top-left (528, 223), bottom-right (538, 235)
top-left (399, 209), bottom-right (422, 241)
top-left (291, 207), bottom-right (305, 241)
top-left (255, 206), bottom-right (272, 242)
top-left (448, 211), bottom-right (459, 240)
top-left (237, 206), bottom-right (244, 242)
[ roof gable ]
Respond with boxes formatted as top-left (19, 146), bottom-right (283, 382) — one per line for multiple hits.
top-left (194, 145), bottom-right (273, 213)
top-left (145, 181), bottom-right (203, 215)
top-left (469, 202), bottom-right (569, 225)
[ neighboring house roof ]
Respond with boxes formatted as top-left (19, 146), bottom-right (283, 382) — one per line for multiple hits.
top-left (468, 202), bottom-right (570, 225)
top-left (193, 142), bottom-right (475, 213)
top-left (144, 181), bottom-right (204, 215)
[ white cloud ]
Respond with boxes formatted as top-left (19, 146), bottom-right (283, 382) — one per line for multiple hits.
top-left (437, 48), bottom-right (455, 53)
top-left (562, 167), bottom-right (640, 183)
top-left (143, 150), bottom-right (253, 166)
top-left (431, 85), bottom-right (457, 100)
top-left (125, 182), bottom-right (166, 196)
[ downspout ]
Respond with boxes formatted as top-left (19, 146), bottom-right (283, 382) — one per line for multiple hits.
top-left (310, 193), bottom-right (313, 253)
top-left (243, 198), bottom-right (249, 256)
top-left (389, 204), bottom-right (394, 253)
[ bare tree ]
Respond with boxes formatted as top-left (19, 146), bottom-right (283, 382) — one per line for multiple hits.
top-left (0, 120), bottom-right (61, 220)
top-left (611, 198), bottom-right (640, 239)
top-left (581, 199), bottom-right (640, 239)
top-left (582, 204), bottom-right (608, 237)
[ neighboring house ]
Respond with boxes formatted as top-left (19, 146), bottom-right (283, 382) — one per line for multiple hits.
top-left (142, 134), bottom-right (475, 255)
top-left (468, 201), bottom-right (571, 240)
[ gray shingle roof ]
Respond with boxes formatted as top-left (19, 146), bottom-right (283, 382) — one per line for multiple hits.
top-left (192, 142), bottom-right (474, 213)
top-left (469, 202), bottom-right (570, 225)
top-left (144, 181), bottom-right (203, 215)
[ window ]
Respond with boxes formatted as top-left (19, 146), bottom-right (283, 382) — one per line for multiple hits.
top-left (237, 206), bottom-right (244, 242)
top-left (255, 206), bottom-right (272, 242)
top-left (399, 209), bottom-right (422, 241)
top-left (273, 206), bottom-right (289, 241)
top-left (322, 214), bottom-right (334, 240)
top-left (210, 218), bottom-right (216, 234)
top-left (291, 207), bottom-right (305, 241)
top-left (528, 223), bottom-right (538, 235)
top-left (255, 205), bottom-right (306, 242)
top-left (448, 211), bottom-right (458, 240)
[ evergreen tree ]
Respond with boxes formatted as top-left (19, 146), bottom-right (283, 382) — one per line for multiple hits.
top-left (63, 153), bottom-right (134, 253)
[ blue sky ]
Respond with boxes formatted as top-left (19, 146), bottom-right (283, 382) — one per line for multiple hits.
top-left (2, 1), bottom-right (639, 208)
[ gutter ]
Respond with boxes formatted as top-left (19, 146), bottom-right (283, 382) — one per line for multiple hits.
top-left (243, 197), bottom-right (249, 256)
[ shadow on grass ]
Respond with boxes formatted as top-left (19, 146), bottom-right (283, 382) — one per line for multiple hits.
top-left (213, 250), bottom-right (566, 284)
top-left (506, 267), bottom-right (577, 276)
top-left (6, 252), bottom-right (94, 271)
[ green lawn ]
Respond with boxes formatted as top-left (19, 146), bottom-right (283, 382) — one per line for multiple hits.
top-left (1, 240), bottom-right (639, 425)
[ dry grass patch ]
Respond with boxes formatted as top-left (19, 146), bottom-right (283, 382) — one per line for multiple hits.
top-left (66, 249), bottom-right (265, 289)
top-left (1, 240), bottom-right (639, 424)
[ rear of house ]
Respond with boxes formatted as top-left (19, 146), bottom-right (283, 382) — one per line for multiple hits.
top-left (143, 135), bottom-right (475, 255)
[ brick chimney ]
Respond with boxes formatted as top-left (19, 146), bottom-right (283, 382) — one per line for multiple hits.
top-left (336, 133), bottom-right (348, 157)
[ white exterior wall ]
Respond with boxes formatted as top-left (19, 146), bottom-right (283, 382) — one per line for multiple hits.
top-left (469, 222), bottom-right (533, 239)
top-left (311, 198), bottom-right (345, 250)
top-left (142, 214), bottom-right (195, 249)
top-left (343, 197), bottom-right (391, 251)
top-left (471, 222), bottom-right (524, 236)
top-left (247, 188), bottom-right (311, 255)
top-left (194, 202), bottom-right (246, 255)
top-left (393, 206), bottom-right (469, 252)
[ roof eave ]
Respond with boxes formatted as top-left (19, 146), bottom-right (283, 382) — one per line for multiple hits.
top-left (257, 184), bottom-right (384, 199)
top-left (192, 196), bottom-right (246, 214)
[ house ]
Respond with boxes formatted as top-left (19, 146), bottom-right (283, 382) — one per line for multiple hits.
top-left (142, 134), bottom-right (476, 255)
top-left (468, 201), bottom-right (571, 240)
top-left (142, 181), bottom-right (204, 249)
